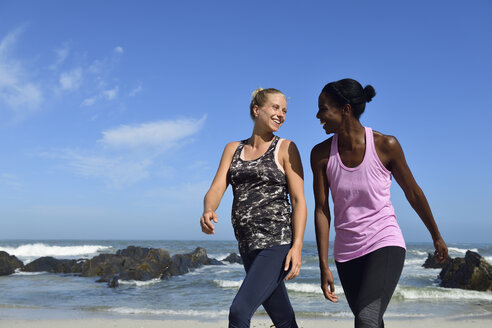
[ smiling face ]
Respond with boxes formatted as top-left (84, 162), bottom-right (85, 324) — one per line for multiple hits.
top-left (317, 92), bottom-right (343, 134)
top-left (253, 93), bottom-right (287, 132)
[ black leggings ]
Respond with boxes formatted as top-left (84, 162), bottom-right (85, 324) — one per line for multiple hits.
top-left (229, 244), bottom-right (298, 328)
top-left (335, 246), bottom-right (405, 328)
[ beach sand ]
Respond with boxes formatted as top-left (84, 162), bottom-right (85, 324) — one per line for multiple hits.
top-left (1, 317), bottom-right (491, 328)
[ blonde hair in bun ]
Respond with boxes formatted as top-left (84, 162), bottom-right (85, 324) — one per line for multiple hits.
top-left (249, 87), bottom-right (284, 120)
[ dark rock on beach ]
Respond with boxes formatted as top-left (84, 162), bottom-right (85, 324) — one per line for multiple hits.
top-left (439, 250), bottom-right (492, 291)
top-left (223, 253), bottom-right (243, 265)
top-left (161, 247), bottom-right (223, 278)
top-left (22, 257), bottom-right (79, 274)
top-left (17, 245), bottom-right (224, 286)
top-left (108, 275), bottom-right (119, 288)
top-left (80, 247), bottom-right (171, 281)
top-left (0, 251), bottom-right (23, 276)
top-left (422, 252), bottom-right (451, 269)
top-left (118, 248), bottom-right (172, 281)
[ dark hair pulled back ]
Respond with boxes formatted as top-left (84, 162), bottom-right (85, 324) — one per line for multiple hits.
top-left (321, 78), bottom-right (376, 119)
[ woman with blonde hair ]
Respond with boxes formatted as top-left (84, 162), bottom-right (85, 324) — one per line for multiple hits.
top-left (200, 88), bottom-right (306, 328)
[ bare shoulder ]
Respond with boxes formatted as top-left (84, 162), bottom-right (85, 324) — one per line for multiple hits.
top-left (224, 141), bottom-right (241, 154)
top-left (279, 138), bottom-right (296, 152)
top-left (311, 137), bottom-right (333, 162)
top-left (373, 130), bottom-right (401, 153)
top-left (278, 138), bottom-right (301, 164)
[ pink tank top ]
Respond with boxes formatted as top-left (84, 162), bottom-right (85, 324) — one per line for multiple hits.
top-left (326, 127), bottom-right (406, 262)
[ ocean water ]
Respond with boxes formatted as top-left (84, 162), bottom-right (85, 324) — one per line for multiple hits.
top-left (1, 240), bottom-right (491, 321)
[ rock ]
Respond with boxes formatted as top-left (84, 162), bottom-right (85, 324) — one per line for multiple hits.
top-left (12, 245), bottom-right (225, 286)
top-left (422, 252), bottom-right (451, 269)
top-left (80, 253), bottom-right (137, 277)
top-left (223, 253), bottom-right (243, 265)
top-left (108, 275), bottom-right (119, 288)
top-left (0, 251), bottom-right (23, 276)
top-left (208, 258), bottom-right (224, 266)
top-left (116, 245), bottom-right (150, 260)
top-left (161, 247), bottom-right (222, 278)
top-left (22, 257), bottom-right (78, 274)
top-left (118, 248), bottom-right (172, 281)
top-left (95, 277), bottom-right (109, 283)
top-left (439, 250), bottom-right (492, 291)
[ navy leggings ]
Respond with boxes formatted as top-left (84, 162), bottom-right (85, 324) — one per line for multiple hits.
top-left (228, 244), bottom-right (298, 328)
top-left (335, 246), bottom-right (406, 328)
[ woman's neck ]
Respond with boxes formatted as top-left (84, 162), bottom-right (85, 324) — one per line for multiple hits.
top-left (249, 126), bottom-right (274, 148)
top-left (337, 119), bottom-right (364, 151)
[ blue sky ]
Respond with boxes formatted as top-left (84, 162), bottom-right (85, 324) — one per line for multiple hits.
top-left (0, 1), bottom-right (491, 243)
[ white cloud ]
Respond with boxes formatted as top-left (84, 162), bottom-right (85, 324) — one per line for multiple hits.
top-left (63, 150), bottom-right (152, 188)
top-left (59, 68), bottom-right (83, 91)
top-left (55, 116), bottom-right (206, 188)
top-left (100, 116), bottom-right (206, 149)
top-left (103, 85), bottom-right (118, 100)
top-left (114, 46), bottom-right (124, 54)
top-left (81, 96), bottom-right (97, 107)
top-left (0, 173), bottom-right (23, 191)
top-left (0, 27), bottom-right (43, 115)
top-left (81, 85), bottom-right (119, 106)
top-left (88, 59), bottom-right (103, 74)
top-left (146, 181), bottom-right (210, 202)
top-left (49, 43), bottom-right (70, 70)
top-left (0, 83), bottom-right (43, 110)
top-left (129, 84), bottom-right (142, 97)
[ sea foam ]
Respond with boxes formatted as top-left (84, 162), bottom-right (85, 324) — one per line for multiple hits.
top-left (394, 286), bottom-right (492, 301)
top-left (0, 243), bottom-right (113, 263)
top-left (107, 307), bottom-right (229, 318)
top-left (118, 278), bottom-right (162, 287)
top-left (448, 247), bottom-right (479, 255)
top-left (213, 280), bottom-right (345, 295)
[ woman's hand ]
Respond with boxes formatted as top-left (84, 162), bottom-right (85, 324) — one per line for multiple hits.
top-left (320, 267), bottom-right (338, 303)
top-left (433, 237), bottom-right (448, 263)
top-left (284, 245), bottom-right (302, 281)
top-left (200, 210), bottom-right (218, 234)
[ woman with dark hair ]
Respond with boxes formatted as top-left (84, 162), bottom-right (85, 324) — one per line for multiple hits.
top-left (201, 88), bottom-right (306, 328)
top-left (311, 78), bottom-right (448, 327)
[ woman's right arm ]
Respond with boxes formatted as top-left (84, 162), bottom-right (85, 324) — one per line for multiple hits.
top-left (311, 142), bottom-right (338, 303)
top-left (200, 142), bottom-right (239, 235)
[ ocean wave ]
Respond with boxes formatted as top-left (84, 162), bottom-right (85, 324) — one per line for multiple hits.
top-left (296, 311), bottom-right (353, 318)
top-left (448, 247), bottom-right (479, 255)
top-left (12, 270), bottom-right (47, 276)
top-left (384, 312), bottom-right (428, 318)
top-left (408, 250), bottom-right (428, 256)
top-left (118, 278), bottom-right (162, 287)
top-left (208, 253), bottom-right (230, 261)
top-left (214, 279), bottom-right (243, 288)
top-left (106, 307), bottom-right (229, 318)
top-left (404, 258), bottom-right (427, 265)
top-left (299, 265), bottom-right (319, 271)
top-left (215, 279), bottom-right (492, 302)
top-left (0, 243), bottom-right (113, 263)
top-left (394, 286), bottom-right (492, 301)
top-left (213, 280), bottom-right (345, 295)
top-left (214, 268), bottom-right (243, 274)
top-left (286, 282), bottom-right (345, 295)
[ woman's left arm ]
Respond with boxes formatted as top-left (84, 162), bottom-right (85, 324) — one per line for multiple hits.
top-left (280, 140), bottom-right (307, 280)
top-left (380, 135), bottom-right (448, 262)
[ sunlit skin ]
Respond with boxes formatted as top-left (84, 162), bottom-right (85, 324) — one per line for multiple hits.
top-left (311, 92), bottom-right (448, 303)
top-left (200, 93), bottom-right (307, 281)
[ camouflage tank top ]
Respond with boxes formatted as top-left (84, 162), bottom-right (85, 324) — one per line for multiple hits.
top-left (228, 136), bottom-right (293, 253)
